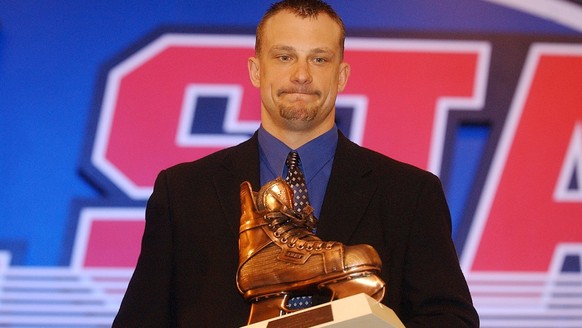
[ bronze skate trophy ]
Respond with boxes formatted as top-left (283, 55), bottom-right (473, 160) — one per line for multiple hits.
top-left (237, 178), bottom-right (386, 324)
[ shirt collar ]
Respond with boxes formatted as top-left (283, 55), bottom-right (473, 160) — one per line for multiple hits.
top-left (258, 125), bottom-right (338, 182)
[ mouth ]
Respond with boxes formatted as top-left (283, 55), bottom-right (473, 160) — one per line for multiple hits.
top-left (277, 88), bottom-right (320, 97)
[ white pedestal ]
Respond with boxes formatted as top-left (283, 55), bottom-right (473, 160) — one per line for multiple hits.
top-left (243, 293), bottom-right (405, 328)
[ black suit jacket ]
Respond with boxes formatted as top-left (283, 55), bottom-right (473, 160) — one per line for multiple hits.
top-left (113, 132), bottom-right (479, 327)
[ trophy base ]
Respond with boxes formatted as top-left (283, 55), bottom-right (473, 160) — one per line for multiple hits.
top-left (243, 293), bottom-right (405, 328)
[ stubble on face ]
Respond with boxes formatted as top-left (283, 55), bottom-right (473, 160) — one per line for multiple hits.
top-left (276, 86), bottom-right (323, 121)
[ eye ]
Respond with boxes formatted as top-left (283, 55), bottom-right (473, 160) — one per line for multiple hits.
top-left (277, 55), bottom-right (292, 62)
top-left (313, 57), bottom-right (328, 64)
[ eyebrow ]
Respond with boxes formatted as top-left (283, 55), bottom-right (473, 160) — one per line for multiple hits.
top-left (270, 45), bottom-right (295, 53)
top-left (269, 45), bottom-right (335, 56)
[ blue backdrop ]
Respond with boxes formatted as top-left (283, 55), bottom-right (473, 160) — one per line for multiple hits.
top-left (1, 0), bottom-right (577, 267)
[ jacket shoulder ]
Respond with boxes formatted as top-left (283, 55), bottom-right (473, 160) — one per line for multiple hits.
top-left (161, 134), bottom-right (258, 178)
top-left (338, 133), bottom-right (438, 182)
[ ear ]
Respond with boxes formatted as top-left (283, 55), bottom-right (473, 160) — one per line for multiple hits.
top-left (337, 62), bottom-right (350, 93)
top-left (248, 57), bottom-right (261, 88)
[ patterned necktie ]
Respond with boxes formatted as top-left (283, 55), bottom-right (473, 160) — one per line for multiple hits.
top-left (285, 151), bottom-right (310, 213)
top-left (284, 151), bottom-right (313, 309)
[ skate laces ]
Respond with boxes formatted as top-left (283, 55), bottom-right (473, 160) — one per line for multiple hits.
top-left (257, 178), bottom-right (335, 250)
top-left (263, 208), bottom-right (335, 251)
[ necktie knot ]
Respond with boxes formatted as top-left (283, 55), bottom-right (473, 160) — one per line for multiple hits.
top-left (286, 151), bottom-right (300, 167)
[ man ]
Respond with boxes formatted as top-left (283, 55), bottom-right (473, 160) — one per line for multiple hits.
top-left (113, 0), bottom-right (479, 327)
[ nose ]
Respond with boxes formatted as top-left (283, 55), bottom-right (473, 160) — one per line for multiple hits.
top-left (291, 61), bottom-right (312, 84)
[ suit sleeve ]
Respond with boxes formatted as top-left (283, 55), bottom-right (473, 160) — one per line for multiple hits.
top-left (402, 173), bottom-right (479, 327)
top-left (112, 170), bottom-right (174, 327)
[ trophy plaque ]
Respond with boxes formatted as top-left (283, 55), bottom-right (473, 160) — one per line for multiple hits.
top-left (243, 293), bottom-right (405, 328)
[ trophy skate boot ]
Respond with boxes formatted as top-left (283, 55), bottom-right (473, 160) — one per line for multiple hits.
top-left (236, 178), bottom-right (386, 324)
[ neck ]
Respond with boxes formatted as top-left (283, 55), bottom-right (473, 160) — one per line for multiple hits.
top-left (262, 120), bottom-right (334, 149)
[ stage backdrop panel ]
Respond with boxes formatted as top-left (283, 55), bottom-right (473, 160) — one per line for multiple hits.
top-left (1, 1), bottom-right (581, 326)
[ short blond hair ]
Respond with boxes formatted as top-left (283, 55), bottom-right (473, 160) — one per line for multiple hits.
top-left (255, 0), bottom-right (346, 59)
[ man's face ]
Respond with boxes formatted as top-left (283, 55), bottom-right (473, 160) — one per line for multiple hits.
top-left (249, 10), bottom-right (349, 134)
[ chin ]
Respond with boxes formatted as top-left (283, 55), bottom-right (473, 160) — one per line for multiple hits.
top-left (279, 107), bottom-right (318, 122)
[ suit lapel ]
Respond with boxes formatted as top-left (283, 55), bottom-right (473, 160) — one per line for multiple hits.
top-left (212, 134), bottom-right (261, 238)
top-left (210, 131), bottom-right (378, 243)
top-left (317, 133), bottom-right (378, 243)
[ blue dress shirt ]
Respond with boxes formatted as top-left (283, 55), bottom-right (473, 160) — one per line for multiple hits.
top-left (257, 126), bottom-right (338, 219)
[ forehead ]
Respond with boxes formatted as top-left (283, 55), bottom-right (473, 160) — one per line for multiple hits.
top-left (261, 10), bottom-right (342, 52)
